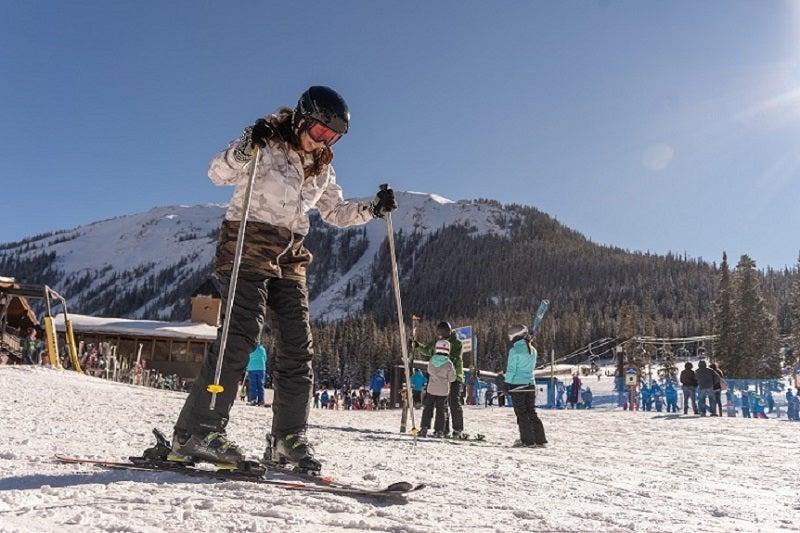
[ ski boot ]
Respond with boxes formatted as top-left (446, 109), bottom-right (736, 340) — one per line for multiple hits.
top-left (264, 432), bottom-right (322, 474)
top-left (418, 428), bottom-right (428, 438)
top-left (451, 431), bottom-right (467, 440)
top-left (432, 431), bottom-right (445, 438)
top-left (512, 439), bottom-right (544, 448)
top-left (168, 430), bottom-right (245, 466)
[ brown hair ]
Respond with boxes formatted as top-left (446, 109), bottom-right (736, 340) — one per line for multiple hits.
top-left (268, 107), bottom-right (333, 179)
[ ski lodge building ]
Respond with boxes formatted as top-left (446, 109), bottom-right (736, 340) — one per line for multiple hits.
top-left (53, 281), bottom-right (222, 378)
top-left (0, 277), bottom-right (39, 361)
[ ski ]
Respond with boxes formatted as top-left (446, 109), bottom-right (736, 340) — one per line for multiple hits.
top-left (362, 433), bottom-right (494, 447)
top-left (530, 299), bottom-right (550, 337)
top-left (54, 455), bottom-right (424, 499)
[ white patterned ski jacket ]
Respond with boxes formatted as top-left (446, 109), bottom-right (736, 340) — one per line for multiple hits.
top-left (208, 113), bottom-right (375, 280)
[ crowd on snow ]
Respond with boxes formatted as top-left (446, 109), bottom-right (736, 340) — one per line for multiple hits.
top-left (618, 360), bottom-right (800, 420)
top-left (10, 324), bottom-right (800, 430)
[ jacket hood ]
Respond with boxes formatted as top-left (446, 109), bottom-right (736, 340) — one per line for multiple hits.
top-left (431, 354), bottom-right (451, 368)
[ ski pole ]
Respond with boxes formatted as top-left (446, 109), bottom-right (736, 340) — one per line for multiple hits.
top-left (208, 146), bottom-right (261, 410)
top-left (380, 184), bottom-right (418, 441)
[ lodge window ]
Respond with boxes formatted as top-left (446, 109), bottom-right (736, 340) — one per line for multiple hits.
top-left (153, 340), bottom-right (170, 361)
top-left (171, 340), bottom-right (189, 361)
top-left (189, 341), bottom-right (206, 363)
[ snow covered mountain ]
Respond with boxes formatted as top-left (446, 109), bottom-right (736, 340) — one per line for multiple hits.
top-left (0, 192), bottom-right (517, 322)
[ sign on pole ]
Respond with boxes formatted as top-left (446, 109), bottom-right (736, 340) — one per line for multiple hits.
top-left (454, 326), bottom-right (472, 352)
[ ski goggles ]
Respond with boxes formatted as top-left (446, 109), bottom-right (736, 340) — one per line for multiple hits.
top-left (306, 120), bottom-right (342, 146)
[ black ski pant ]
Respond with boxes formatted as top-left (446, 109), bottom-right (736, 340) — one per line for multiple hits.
top-left (175, 272), bottom-right (314, 439)
top-left (420, 393), bottom-right (447, 433)
top-left (682, 386), bottom-right (698, 414)
top-left (714, 389), bottom-right (723, 416)
top-left (510, 388), bottom-right (547, 445)
top-left (412, 389), bottom-right (422, 407)
top-left (443, 380), bottom-right (464, 434)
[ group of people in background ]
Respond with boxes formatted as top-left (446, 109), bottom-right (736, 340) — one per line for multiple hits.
top-left (622, 359), bottom-right (800, 420)
top-left (313, 386), bottom-right (387, 410)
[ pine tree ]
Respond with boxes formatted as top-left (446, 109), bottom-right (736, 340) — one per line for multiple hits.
top-left (616, 302), bottom-right (641, 369)
top-left (731, 255), bottom-right (779, 378)
top-left (712, 252), bottom-right (736, 372)
top-left (788, 254), bottom-right (800, 371)
top-left (658, 342), bottom-right (678, 381)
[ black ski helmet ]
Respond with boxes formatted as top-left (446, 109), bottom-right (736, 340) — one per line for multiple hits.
top-left (507, 324), bottom-right (528, 343)
top-left (296, 86), bottom-right (350, 134)
top-left (437, 321), bottom-right (452, 338)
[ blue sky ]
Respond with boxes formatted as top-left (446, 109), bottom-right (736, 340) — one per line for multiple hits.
top-left (2, 1), bottom-right (799, 269)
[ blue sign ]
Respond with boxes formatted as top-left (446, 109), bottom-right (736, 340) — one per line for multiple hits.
top-left (454, 326), bottom-right (472, 352)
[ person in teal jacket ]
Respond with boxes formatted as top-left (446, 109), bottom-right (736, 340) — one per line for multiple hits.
top-left (505, 324), bottom-right (547, 447)
top-left (410, 368), bottom-right (428, 408)
top-left (247, 343), bottom-right (268, 406)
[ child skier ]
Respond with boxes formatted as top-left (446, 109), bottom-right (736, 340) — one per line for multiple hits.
top-left (665, 382), bottom-right (679, 413)
top-left (419, 339), bottom-right (456, 437)
top-left (505, 324), bottom-right (547, 447)
top-left (413, 321), bottom-right (465, 437)
top-left (246, 342), bottom-right (267, 406)
top-left (169, 86), bottom-right (397, 471)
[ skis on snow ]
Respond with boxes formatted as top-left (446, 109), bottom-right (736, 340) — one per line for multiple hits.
top-left (55, 429), bottom-right (424, 500)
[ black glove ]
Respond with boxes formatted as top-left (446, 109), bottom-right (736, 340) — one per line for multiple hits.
top-left (371, 186), bottom-right (397, 218)
top-left (250, 118), bottom-right (274, 149)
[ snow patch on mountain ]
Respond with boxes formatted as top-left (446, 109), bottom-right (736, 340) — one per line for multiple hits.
top-left (309, 191), bottom-right (513, 321)
top-left (1, 192), bottom-right (515, 321)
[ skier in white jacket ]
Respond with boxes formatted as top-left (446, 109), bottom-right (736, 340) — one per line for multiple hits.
top-left (171, 86), bottom-right (397, 472)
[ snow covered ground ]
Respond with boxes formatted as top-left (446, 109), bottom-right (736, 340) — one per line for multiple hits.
top-left (1, 366), bottom-right (799, 533)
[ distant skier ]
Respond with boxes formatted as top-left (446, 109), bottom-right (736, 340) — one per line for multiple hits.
top-left (246, 342), bottom-right (267, 406)
top-left (724, 389), bottom-right (736, 417)
top-left (665, 382), bottom-right (679, 413)
top-left (765, 390), bottom-right (775, 414)
top-left (654, 388), bottom-right (664, 413)
top-left (370, 370), bottom-right (386, 408)
top-left (568, 374), bottom-right (581, 409)
top-left (581, 386), bottom-right (593, 409)
top-left (169, 86), bottom-right (397, 471)
top-left (740, 390), bottom-right (751, 418)
top-left (320, 389), bottom-right (330, 409)
top-left (695, 361), bottom-right (719, 416)
top-left (414, 321), bottom-right (466, 438)
top-left (640, 383), bottom-right (652, 412)
top-left (709, 362), bottom-right (725, 416)
top-left (679, 362), bottom-right (698, 415)
top-left (419, 339), bottom-right (456, 437)
top-left (495, 371), bottom-right (506, 407)
top-left (410, 368), bottom-right (427, 408)
top-left (505, 324), bottom-right (547, 448)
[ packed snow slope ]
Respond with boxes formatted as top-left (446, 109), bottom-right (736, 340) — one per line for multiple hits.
top-left (2, 367), bottom-right (799, 533)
